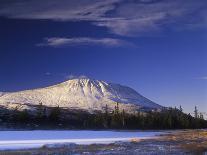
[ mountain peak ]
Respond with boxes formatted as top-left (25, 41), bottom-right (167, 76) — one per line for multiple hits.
top-left (0, 78), bottom-right (162, 113)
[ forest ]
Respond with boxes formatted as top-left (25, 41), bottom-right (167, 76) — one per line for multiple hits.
top-left (0, 103), bottom-right (206, 130)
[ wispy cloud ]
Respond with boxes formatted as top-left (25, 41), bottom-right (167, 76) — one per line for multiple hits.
top-left (37, 37), bottom-right (131, 47)
top-left (65, 75), bottom-right (88, 80)
top-left (194, 76), bottom-right (207, 80)
top-left (0, 0), bottom-right (206, 36)
top-left (45, 72), bottom-right (52, 76)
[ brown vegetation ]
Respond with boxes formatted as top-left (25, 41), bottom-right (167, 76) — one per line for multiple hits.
top-left (158, 129), bottom-right (207, 153)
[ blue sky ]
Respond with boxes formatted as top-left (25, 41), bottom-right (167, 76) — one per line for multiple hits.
top-left (0, 0), bottom-right (207, 115)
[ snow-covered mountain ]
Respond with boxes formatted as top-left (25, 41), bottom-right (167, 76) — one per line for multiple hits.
top-left (0, 92), bottom-right (4, 97)
top-left (0, 78), bottom-right (162, 113)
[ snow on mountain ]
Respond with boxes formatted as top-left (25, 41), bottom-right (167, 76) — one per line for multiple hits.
top-left (0, 92), bottom-right (4, 97)
top-left (0, 78), bottom-right (162, 113)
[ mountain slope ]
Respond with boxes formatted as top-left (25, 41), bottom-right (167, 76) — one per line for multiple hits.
top-left (0, 78), bottom-right (162, 113)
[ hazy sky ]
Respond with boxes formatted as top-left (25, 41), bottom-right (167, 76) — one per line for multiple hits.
top-left (0, 0), bottom-right (207, 115)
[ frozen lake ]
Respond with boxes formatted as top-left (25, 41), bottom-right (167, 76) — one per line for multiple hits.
top-left (0, 130), bottom-right (162, 150)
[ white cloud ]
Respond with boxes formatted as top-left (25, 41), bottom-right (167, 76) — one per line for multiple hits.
top-left (37, 37), bottom-right (130, 47)
top-left (96, 0), bottom-right (207, 36)
top-left (94, 15), bottom-right (164, 36)
top-left (0, 0), bottom-right (206, 36)
top-left (198, 77), bottom-right (207, 80)
top-left (0, 0), bottom-right (119, 20)
top-left (65, 74), bottom-right (88, 80)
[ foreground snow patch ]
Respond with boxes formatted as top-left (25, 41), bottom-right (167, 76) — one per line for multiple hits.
top-left (0, 130), bottom-right (162, 150)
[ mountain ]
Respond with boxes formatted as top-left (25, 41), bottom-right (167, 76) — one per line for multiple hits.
top-left (0, 92), bottom-right (4, 97)
top-left (0, 78), bottom-right (162, 113)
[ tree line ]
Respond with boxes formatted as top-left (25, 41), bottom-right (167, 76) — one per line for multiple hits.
top-left (84, 103), bottom-right (207, 129)
top-left (0, 103), bottom-right (206, 129)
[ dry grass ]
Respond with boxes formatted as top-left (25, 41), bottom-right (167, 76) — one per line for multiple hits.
top-left (158, 129), bottom-right (207, 153)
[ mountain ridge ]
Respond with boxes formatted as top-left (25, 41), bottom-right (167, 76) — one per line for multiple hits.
top-left (0, 78), bottom-right (162, 113)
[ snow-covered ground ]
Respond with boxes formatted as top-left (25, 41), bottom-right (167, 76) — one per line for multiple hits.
top-left (0, 130), bottom-right (162, 150)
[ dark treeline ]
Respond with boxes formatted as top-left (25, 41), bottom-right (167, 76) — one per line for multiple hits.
top-left (0, 103), bottom-right (206, 129)
top-left (84, 104), bottom-right (207, 129)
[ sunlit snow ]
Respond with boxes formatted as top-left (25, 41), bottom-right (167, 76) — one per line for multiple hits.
top-left (0, 78), bottom-right (162, 113)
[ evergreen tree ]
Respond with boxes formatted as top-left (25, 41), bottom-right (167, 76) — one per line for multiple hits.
top-left (199, 113), bottom-right (204, 120)
top-left (103, 104), bottom-right (109, 128)
top-left (194, 106), bottom-right (198, 118)
top-left (121, 109), bottom-right (125, 128)
top-left (17, 109), bottom-right (30, 123)
top-left (36, 102), bottom-right (44, 119)
top-left (179, 105), bottom-right (183, 112)
top-left (115, 102), bottom-right (119, 114)
top-left (49, 106), bottom-right (61, 122)
top-left (111, 102), bottom-right (122, 128)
